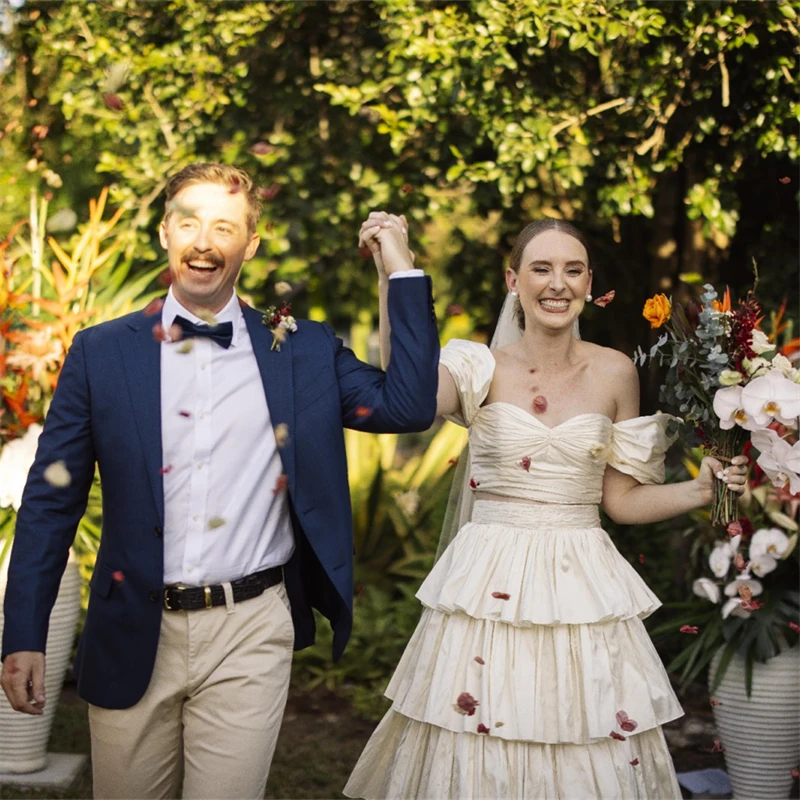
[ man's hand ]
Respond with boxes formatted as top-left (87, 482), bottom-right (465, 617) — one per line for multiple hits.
top-left (358, 211), bottom-right (415, 277)
top-left (1, 651), bottom-right (46, 715)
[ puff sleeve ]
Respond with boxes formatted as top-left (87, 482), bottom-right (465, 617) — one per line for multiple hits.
top-left (438, 339), bottom-right (496, 428)
top-left (608, 414), bottom-right (680, 484)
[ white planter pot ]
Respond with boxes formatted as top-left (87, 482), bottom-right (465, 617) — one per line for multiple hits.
top-left (710, 644), bottom-right (800, 799)
top-left (0, 553), bottom-right (82, 773)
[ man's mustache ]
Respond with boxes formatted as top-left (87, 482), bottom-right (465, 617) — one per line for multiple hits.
top-left (181, 248), bottom-right (224, 268)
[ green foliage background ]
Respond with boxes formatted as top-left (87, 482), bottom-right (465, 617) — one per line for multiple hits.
top-left (1, 0), bottom-right (798, 706)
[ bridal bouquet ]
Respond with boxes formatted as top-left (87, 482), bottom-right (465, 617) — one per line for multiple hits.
top-left (636, 282), bottom-right (800, 526)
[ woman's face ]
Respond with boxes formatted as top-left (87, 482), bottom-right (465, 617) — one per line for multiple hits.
top-left (506, 229), bottom-right (592, 333)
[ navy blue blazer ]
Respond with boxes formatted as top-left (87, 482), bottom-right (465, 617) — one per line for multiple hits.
top-left (2, 277), bottom-right (439, 709)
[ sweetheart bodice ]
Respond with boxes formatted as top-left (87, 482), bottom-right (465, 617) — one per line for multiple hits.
top-left (440, 339), bottom-right (678, 505)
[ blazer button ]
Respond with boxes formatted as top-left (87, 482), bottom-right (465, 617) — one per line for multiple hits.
top-left (148, 591), bottom-right (159, 603)
top-left (153, 526), bottom-right (163, 538)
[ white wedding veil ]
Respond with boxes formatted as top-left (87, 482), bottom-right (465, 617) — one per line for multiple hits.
top-left (434, 293), bottom-right (581, 561)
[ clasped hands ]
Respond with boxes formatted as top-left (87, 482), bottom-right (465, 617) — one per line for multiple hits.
top-left (358, 211), bottom-right (416, 277)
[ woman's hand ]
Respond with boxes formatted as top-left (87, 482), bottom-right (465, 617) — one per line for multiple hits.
top-left (358, 211), bottom-right (415, 278)
top-left (694, 454), bottom-right (749, 505)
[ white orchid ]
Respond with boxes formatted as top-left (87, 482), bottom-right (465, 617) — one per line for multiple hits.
top-left (0, 424), bottom-right (43, 511)
top-left (751, 427), bottom-right (800, 494)
top-left (740, 369), bottom-right (800, 427)
top-left (713, 385), bottom-right (761, 431)
top-left (723, 575), bottom-right (763, 598)
top-left (748, 527), bottom-right (791, 577)
top-left (750, 329), bottom-right (776, 355)
top-left (692, 577), bottom-right (721, 604)
top-left (722, 597), bottom-right (752, 619)
top-left (709, 541), bottom-right (734, 578)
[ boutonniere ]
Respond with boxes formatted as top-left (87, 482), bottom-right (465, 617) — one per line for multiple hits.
top-left (262, 302), bottom-right (298, 351)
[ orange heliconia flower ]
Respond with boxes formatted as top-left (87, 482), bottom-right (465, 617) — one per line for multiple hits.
top-left (642, 294), bottom-right (671, 329)
top-left (712, 286), bottom-right (732, 314)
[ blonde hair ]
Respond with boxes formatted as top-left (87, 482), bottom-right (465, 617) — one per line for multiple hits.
top-left (163, 163), bottom-right (262, 234)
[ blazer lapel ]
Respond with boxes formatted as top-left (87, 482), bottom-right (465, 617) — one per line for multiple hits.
top-left (242, 304), bottom-right (296, 489)
top-left (118, 311), bottom-right (164, 522)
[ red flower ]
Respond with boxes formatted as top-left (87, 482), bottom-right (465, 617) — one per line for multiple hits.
top-left (111, 570), bottom-right (125, 583)
top-left (519, 456), bottom-right (531, 472)
top-left (616, 710), bottom-right (638, 732)
top-left (355, 406), bottom-right (373, 419)
top-left (144, 298), bottom-right (164, 317)
top-left (159, 464), bottom-right (173, 475)
top-left (474, 656), bottom-right (485, 665)
top-left (476, 723), bottom-right (490, 734)
top-left (469, 477), bottom-right (480, 489)
top-left (630, 759), bottom-right (639, 766)
top-left (680, 625), bottom-right (699, 635)
top-left (454, 692), bottom-right (479, 716)
top-left (710, 739), bottom-right (725, 753)
top-left (593, 290), bottom-right (616, 308)
top-left (610, 731), bottom-right (626, 741)
top-left (491, 591), bottom-right (511, 600)
top-left (789, 622), bottom-right (800, 633)
top-left (273, 474), bottom-right (288, 495)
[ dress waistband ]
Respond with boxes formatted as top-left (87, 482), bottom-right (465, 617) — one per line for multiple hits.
top-left (470, 500), bottom-right (601, 528)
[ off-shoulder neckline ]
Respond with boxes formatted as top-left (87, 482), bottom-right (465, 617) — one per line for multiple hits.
top-left (477, 403), bottom-right (613, 431)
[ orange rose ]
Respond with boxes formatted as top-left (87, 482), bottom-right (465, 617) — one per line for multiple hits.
top-left (642, 294), bottom-right (671, 329)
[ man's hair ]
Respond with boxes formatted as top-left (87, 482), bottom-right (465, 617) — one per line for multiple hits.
top-left (163, 163), bottom-right (262, 234)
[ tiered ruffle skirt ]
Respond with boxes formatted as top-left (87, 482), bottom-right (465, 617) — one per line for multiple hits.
top-left (344, 501), bottom-right (683, 799)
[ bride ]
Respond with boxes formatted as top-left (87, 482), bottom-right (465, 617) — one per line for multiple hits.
top-left (345, 213), bottom-right (747, 799)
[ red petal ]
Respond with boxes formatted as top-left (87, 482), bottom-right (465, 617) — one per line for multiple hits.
top-left (469, 477), bottom-right (480, 489)
top-left (621, 719), bottom-right (638, 732)
top-left (446, 304), bottom-right (465, 317)
top-left (355, 406), bottom-right (373, 419)
top-left (250, 141), bottom-right (276, 156)
top-left (789, 622), bottom-right (800, 633)
top-left (178, 410), bottom-right (192, 418)
top-left (455, 692), bottom-right (480, 715)
top-left (401, 184), bottom-right (413, 195)
top-left (144, 298), bottom-right (164, 317)
top-left (103, 93), bottom-right (124, 111)
top-left (532, 395), bottom-right (547, 414)
top-left (779, 177), bottom-right (791, 184)
top-left (593, 290), bottom-right (616, 308)
top-left (111, 570), bottom-right (124, 583)
top-left (630, 759), bottom-right (639, 766)
top-left (358, 246), bottom-right (373, 259)
top-left (273, 474), bottom-right (288, 494)
top-left (610, 731), bottom-right (626, 741)
top-left (491, 591), bottom-right (511, 600)
top-left (791, 768), bottom-right (799, 778)
top-left (680, 625), bottom-right (699, 635)
top-left (638, 553), bottom-right (645, 563)
top-left (356, 584), bottom-right (365, 598)
top-left (519, 456), bottom-right (531, 471)
top-left (616, 710), bottom-right (629, 726)
top-left (476, 723), bottom-right (490, 734)
top-left (474, 656), bottom-right (485, 665)
top-left (726, 520), bottom-right (743, 537)
top-left (710, 699), bottom-right (722, 706)
top-left (710, 739), bottom-right (725, 753)
top-left (152, 323), bottom-right (168, 342)
top-left (258, 183), bottom-right (281, 202)
top-left (159, 464), bottom-right (173, 475)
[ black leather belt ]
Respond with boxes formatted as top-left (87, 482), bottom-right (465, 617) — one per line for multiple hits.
top-left (163, 566), bottom-right (283, 611)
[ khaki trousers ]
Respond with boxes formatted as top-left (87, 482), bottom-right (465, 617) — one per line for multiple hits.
top-left (89, 582), bottom-right (294, 799)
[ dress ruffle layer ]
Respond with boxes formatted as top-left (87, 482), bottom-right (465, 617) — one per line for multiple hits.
top-left (386, 608), bottom-right (683, 744)
top-left (417, 511), bottom-right (662, 626)
top-left (343, 711), bottom-right (681, 800)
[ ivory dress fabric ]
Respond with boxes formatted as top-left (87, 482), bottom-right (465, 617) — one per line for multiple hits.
top-left (344, 339), bottom-right (684, 799)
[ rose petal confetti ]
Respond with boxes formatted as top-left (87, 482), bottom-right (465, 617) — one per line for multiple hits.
top-left (355, 406), bottom-right (373, 419)
top-left (741, 598), bottom-right (764, 612)
top-left (454, 692), bottom-right (479, 716)
top-left (401, 183), bottom-right (413, 195)
top-left (680, 625), bottom-right (699, 634)
top-left (207, 516), bottom-right (225, 530)
top-left (638, 553), bottom-right (645, 564)
top-left (446, 304), bottom-right (465, 316)
top-left (630, 759), bottom-right (639, 766)
top-left (144, 298), bottom-right (164, 316)
top-left (476, 723), bottom-right (490, 734)
top-left (491, 591), bottom-right (511, 600)
top-left (593, 290), bottom-right (616, 308)
top-left (111, 570), bottom-right (125, 583)
top-left (779, 177), bottom-right (791, 184)
top-left (178, 410), bottom-right (192, 418)
top-left (519, 456), bottom-right (531, 471)
top-left (103, 93), bottom-right (124, 111)
top-left (274, 423), bottom-right (289, 448)
top-left (533, 395), bottom-right (548, 414)
top-left (153, 323), bottom-right (168, 342)
top-left (250, 141), bottom-right (276, 156)
top-left (358, 245), bottom-right (373, 259)
top-left (469, 477), bottom-right (480, 489)
top-left (275, 281), bottom-right (292, 296)
top-left (710, 699), bottom-right (722, 706)
top-left (792, 767), bottom-right (799, 778)
top-left (474, 656), bottom-right (485, 665)
top-left (710, 739), bottom-right (725, 753)
top-left (610, 731), bottom-right (627, 741)
top-left (259, 183), bottom-right (281, 202)
top-left (495, 721), bottom-right (504, 728)
top-left (789, 621), bottom-right (800, 633)
top-left (159, 464), bottom-right (173, 475)
top-left (273, 474), bottom-right (288, 495)
top-left (158, 269), bottom-right (173, 287)
top-left (44, 461), bottom-right (71, 487)
top-left (168, 323), bottom-right (183, 342)
top-left (616, 710), bottom-right (638, 732)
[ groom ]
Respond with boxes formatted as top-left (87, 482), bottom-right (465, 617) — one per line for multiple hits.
top-left (1, 163), bottom-right (439, 798)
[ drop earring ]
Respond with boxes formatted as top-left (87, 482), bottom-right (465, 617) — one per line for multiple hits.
top-left (511, 290), bottom-right (518, 297)
top-left (585, 293), bottom-right (592, 302)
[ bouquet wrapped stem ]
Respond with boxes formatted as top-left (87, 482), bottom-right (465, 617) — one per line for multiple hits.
top-left (710, 427), bottom-right (748, 527)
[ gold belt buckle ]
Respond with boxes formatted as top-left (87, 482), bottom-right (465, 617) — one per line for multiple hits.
top-left (203, 585), bottom-right (212, 609)
top-left (163, 583), bottom-right (188, 611)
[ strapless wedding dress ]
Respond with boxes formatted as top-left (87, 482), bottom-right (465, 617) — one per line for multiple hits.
top-left (344, 340), bottom-right (683, 799)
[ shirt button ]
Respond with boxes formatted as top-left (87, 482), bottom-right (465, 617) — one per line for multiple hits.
top-left (192, 515), bottom-right (199, 522)
top-left (187, 567), bottom-right (194, 574)
top-left (153, 526), bottom-right (163, 538)
top-left (201, 363), bottom-right (208, 370)
top-left (196, 463), bottom-right (203, 470)
top-left (149, 591), bottom-right (159, 603)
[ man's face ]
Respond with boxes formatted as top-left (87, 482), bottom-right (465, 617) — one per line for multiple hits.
top-left (159, 182), bottom-right (260, 315)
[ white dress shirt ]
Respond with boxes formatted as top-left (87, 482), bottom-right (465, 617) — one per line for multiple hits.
top-left (160, 289), bottom-right (292, 585)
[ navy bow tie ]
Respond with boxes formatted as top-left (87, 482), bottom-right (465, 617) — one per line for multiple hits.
top-left (172, 315), bottom-right (234, 349)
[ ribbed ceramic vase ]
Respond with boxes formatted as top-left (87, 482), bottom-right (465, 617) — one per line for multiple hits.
top-left (710, 644), bottom-right (800, 799)
top-left (0, 553), bottom-right (81, 773)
